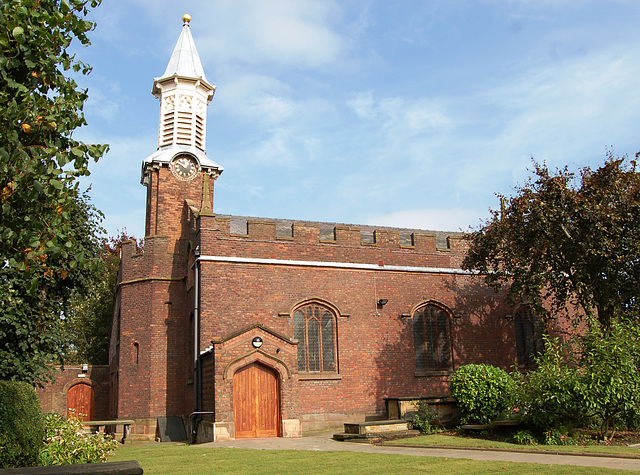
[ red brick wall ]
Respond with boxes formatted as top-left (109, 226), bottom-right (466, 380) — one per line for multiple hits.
top-left (113, 169), bottom-right (568, 435)
top-left (198, 261), bottom-right (516, 419)
top-left (144, 165), bottom-right (212, 241)
top-left (37, 365), bottom-right (109, 420)
top-left (190, 215), bottom-right (562, 430)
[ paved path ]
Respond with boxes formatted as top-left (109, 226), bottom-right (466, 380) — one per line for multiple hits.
top-left (197, 431), bottom-right (640, 471)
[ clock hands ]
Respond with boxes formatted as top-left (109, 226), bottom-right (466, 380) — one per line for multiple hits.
top-left (171, 156), bottom-right (197, 180)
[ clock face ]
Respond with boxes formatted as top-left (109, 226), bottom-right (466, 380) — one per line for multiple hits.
top-left (170, 155), bottom-right (199, 181)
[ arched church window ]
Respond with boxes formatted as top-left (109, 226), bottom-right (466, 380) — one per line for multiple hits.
top-left (514, 306), bottom-right (545, 367)
top-left (292, 303), bottom-right (336, 373)
top-left (413, 303), bottom-right (452, 373)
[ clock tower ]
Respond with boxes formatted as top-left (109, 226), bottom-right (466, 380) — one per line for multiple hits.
top-left (142, 13), bottom-right (222, 239)
top-left (110, 16), bottom-right (223, 434)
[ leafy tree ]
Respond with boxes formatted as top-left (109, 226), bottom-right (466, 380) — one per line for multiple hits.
top-left (0, 0), bottom-right (107, 384)
top-left (63, 232), bottom-right (141, 365)
top-left (463, 151), bottom-right (640, 328)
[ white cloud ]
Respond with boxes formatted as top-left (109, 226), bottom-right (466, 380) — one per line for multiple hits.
top-left (216, 74), bottom-right (294, 124)
top-left (240, 0), bottom-right (342, 68)
top-left (366, 208), bottom-right (488, 233)
top-left (426, 41), bottom-right (640, 200)
top-left (347, 90), bottom-right (376, 120)
top-left (348, 91), bottom-right (451, 133)
top-left (83, 83), bottom-right (122, 123)
top-left (132, 0), bottom-right (345, 70)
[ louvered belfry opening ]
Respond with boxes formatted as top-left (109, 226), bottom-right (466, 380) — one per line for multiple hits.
top-left (158, 91), bottom-right (207, 151)
top-left (195, 112), bottom-right (205, 149)
top-left (160, 96), bottom-right (175, 147)
top-left (176, 95), bottom-right (192, 146)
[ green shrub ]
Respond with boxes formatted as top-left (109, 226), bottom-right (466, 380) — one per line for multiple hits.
top-left (577, 320), bottom-right (640, 440)
top-left (449, 364), bottom-right (516, 424)
top-left (515, 324), bottom-right (640, 440)
top-left (513, 337), bottom-right (584, 433)
top-left (0, 380), bottom-right (44, 468)
top-left (510, 429), bottom-right (538, 445)
top-left (39, 413), bottom-right (118, 466)
top-left (412, 401), bottom-right (441, 434)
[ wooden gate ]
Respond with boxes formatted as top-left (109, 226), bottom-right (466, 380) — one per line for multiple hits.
top-left (67, 383), bottom-right (94, 421)
top-left (233, 363), bottom-right (280, 438)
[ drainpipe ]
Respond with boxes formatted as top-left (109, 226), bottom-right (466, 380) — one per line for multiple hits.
top-left (193, 246), bottom-right (201, 413)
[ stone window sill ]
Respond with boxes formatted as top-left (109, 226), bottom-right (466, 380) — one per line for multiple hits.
top-left (298, 373), bottom-right (342, 381)
top-left (414, 370), bottom-right (452, 377)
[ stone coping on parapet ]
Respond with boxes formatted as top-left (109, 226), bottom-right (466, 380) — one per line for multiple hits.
top-left (211, 214), bottom-right (463, 250)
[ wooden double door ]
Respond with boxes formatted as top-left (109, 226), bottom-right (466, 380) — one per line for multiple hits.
top-left (233, 363), bottom-right (280, 438)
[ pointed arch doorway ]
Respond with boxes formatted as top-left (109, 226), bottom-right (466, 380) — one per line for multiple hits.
top-left (233, 362), bottom-right (280, 438)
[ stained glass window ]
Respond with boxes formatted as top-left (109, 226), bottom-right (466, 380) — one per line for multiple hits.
top-left (293, 303), bottom-right (337, 373)
top-left (413, 304), bottom-right (452, 372)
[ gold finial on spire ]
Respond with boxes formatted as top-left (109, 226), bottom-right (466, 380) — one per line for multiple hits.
top-left (182, 13), bottom-right (191, 25)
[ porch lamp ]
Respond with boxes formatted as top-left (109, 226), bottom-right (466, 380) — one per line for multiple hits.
top-left (252, 337), bottom-right (263, 348)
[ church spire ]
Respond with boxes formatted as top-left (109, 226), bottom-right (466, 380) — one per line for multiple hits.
top-left (143, 14), bottom-right (222, 182)
top-left (158, 14), bottom-right (208, 84)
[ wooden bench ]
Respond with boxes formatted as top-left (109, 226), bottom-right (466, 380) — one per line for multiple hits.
top-left (82, 420), bottom-right (135, 444)
top-left (0, 460), bottom-right (142, 474)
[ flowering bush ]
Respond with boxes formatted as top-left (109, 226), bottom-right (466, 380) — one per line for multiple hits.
top-left (543, 427), bottom-right (584, 446)
top-left (38, 413), bottom-right (118, 466)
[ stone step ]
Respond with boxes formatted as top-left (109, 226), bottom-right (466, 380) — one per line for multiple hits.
top-left (333, 419), bottom-right (415, 440)
top-left (344, 419), bottom-right (411, 435)
top-left (332, 432), bottom-right (375, 442)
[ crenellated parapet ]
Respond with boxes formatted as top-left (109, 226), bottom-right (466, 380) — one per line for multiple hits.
top-left (118, 235), bottom-right (191, 285)
top-left (197, 214), bottom-right (468, 270)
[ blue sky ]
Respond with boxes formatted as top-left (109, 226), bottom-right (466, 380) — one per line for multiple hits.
top-left (74, 0), bottom-right (640, 239)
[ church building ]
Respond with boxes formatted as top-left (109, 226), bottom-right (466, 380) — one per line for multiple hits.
top-left (104, 15), bottom-right (553, 441)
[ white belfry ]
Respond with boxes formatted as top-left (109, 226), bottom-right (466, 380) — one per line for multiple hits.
top-left (142, 14), bottom-right (222, 180)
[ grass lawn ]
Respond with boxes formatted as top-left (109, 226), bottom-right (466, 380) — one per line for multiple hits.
top-left (387, 433), bottom-right (640, 456)
top-left (109, 443), bottom-right (636, 474)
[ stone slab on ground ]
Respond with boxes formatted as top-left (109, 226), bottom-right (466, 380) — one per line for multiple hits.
top-left (0, 460), bottom-right (143, 474)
